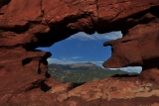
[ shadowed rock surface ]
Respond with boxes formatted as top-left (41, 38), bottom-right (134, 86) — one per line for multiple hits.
top-left (0, 0), bottom-right (159, 105)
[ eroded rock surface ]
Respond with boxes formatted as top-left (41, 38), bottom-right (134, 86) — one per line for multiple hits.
top-left (0, 0), bottom-right (159, 105)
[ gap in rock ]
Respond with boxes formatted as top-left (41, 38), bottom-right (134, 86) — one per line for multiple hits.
top-left (36, 31), bottom-right (141, 84)
top-left (0, 0), bottom-right (11, 8)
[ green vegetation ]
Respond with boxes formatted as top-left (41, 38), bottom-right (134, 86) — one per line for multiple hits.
top-left (48, 63), bottom-right (138, 83)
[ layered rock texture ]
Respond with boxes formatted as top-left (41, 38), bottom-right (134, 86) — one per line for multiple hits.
top-left (0, 0), bottom-right (159, 105)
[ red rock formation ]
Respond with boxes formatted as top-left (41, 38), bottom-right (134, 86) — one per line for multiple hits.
top-left (103, 19), bottom-right (159, 68)
top-left (0, 0), bottom-right (159, 105)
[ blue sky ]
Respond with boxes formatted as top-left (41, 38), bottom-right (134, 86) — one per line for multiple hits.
top-left (37, 31), bottom-right (142, 73)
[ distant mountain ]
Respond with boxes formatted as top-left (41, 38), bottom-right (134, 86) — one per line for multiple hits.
top-left (48, 63), bottom-right (138, 83)
top-left (48, 62), bottom-right (101, 71)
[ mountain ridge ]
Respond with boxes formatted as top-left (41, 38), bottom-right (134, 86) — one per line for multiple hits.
top-left (48, 62), bottom-right (103, 71)
top-left (48, 63), bottom-right (138, 83)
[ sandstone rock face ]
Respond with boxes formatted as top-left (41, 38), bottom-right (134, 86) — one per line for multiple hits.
top-left (103, 19), bottom-right (159, 68)
top-left (0, 0), bottom-right (159, 105)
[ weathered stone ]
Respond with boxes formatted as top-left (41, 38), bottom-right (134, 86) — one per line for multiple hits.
top-left (0, 0), bottom-right (159, 105)
top-left (103, 20), bottom-right (159, 68)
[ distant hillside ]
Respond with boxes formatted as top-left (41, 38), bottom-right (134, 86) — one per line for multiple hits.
top-left (48, 62), bottom-right (102, 70)
top-left (48, 63), bottom-right (138, 83)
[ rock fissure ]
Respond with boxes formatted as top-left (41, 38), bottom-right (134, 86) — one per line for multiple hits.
top-left (0, 0), bottom-right (11, 8)
top-left (40, 0), bottom-right (44, 18)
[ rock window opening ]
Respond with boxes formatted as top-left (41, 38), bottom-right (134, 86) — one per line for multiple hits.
top-left (0, 0), bottom-right (11, 8)
top-left (36, 31), bottom-right (141, 83)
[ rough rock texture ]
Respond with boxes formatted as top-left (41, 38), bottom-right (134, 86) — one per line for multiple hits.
top-left (103, 19), bottom-right (159, 68)
top-left (0, 0), bottom-right (159, 105)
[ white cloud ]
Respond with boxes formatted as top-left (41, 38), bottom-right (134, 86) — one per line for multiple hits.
top-left (47, 58), bottom-right (75, 64)
top-left (68, 31), bottom-right (122, 41)
top-left (109, 67), bottom-right (142, 73)
top-left (71, 56), bottom-right (82, 60)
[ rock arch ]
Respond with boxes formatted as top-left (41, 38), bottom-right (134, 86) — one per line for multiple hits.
top-left (0, 0), bottom-right (159, 105)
